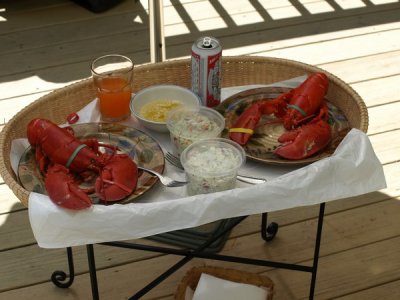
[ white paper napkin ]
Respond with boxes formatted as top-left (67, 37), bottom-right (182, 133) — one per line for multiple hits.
top-left (191, 273), bottom-right (268, 300)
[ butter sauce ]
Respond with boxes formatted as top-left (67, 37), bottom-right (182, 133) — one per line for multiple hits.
top-left (140, 100), bottom-right (182, 122)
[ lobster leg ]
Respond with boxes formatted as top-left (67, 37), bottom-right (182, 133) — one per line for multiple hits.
top-left (34, 147), bottom-right (49, 174)
top-left (45, 164), bottom-right (92, 210)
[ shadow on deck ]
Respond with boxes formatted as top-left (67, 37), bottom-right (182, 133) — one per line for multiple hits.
top-left (0, 0), bottom-right (399, 84)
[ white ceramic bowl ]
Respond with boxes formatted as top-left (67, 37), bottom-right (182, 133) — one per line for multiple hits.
top-left (180, 138), bottom-right (246, 195)
top-left (130, 84), bottom-right (201, 132)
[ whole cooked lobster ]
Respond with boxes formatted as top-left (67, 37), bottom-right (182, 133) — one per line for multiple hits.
top-left (27, 119), bottom-right (138, 210)
top-left (229, 72), bottom-right (332, 160)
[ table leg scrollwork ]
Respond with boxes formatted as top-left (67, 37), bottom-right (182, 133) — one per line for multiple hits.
top-left (261, 212), bottom-right (279, 242)
top-left (51, 247), bottom-right (75, 288)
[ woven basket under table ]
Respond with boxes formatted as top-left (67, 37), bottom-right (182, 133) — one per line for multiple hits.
top-left (0, 56), bottom-right (368, 207)
top-left (175, 266), bottom-right (275, 299)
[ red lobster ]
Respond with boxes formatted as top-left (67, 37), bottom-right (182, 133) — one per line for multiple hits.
top-left (27, 119), bottom-right (138, 210)
top-left (229, 72), bottom-right (332, 160)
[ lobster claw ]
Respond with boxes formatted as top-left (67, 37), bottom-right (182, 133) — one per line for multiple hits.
top-left (275, 103), bottom-right (331, 160)
top-left (229, 91), bottom-right (293, 145)
top-left (229, 103), bottom-right (263, 145)
top-left (275, 116), bottom-right (331, 160)
top-left (95, 154), bottom-right (138, 202)
top-left (45, 164), bottom-right (92, 210)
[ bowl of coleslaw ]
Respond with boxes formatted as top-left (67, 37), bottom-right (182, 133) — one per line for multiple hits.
top-left (166, 106), bottom-right (225, 155)
top-left (180, 138), bottom-right (246, 195)
top-left (130, 85), bottom-right (201, 132)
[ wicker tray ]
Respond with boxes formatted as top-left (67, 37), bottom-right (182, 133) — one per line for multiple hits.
top-left (0, 56), bottom-right (368, 207)
top-left (175, 266), bottom-right (274, 300)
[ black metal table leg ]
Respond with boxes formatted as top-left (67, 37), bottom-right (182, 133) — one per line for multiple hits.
top-left (260, 203), bottom-right (326, 299)
top-left (87, 244), bottom-right (100, 300)
top-left (51, 247), bottom-right (75, 288)
top-left (309, 202), bottom-right (325, 299)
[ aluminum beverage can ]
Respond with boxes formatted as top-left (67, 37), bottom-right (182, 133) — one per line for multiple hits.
top-left (191, 36), bottom-right (222, 107)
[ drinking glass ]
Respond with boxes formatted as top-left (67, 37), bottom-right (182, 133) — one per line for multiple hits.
top-left (91, 54), bottom-right (133, 122)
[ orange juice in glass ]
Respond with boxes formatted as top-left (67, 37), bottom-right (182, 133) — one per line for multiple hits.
top-left (91, 54), bottom-right (133, 122)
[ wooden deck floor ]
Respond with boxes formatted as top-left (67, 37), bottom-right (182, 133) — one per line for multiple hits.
top-left (1, 0), bottom-right (400, 299)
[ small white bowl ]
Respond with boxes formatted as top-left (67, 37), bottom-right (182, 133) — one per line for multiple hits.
top-left (130, 84), bottom-right (201, 132)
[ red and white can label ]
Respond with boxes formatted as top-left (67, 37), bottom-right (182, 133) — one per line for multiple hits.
top-left (191, 50), bottom-right (222, 107)
top-left (206, 52), bottom-right (222, 107)
top-left (191, 51), bottom-right (201, 101)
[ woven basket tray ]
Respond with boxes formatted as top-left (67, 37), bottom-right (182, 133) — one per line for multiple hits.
top-left (175, 266), bottom-right (274, 300)
top-left (0, 56), bottom-right (368, 207)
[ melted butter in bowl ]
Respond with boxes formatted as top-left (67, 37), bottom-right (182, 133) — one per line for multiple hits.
top-left (140, 100), bottom-right (182, 122)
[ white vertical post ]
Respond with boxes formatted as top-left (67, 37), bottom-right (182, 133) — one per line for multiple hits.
top-left (149, 0), bottom-right (166, 62)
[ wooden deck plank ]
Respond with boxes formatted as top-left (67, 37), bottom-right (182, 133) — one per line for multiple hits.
top-left (368, 102), bottom-right (400, 135)
top-left (369, 129), bottom-right (400, 164)
top-left (320, 49), bottom-right (400, 83)
top-left (351, 74), bottom-right (400, 107)
top-left (0, 0), bottom-right (70, 13)
top-left (0, 30), bottom-right (151, 78)
top-left (0, 184), bottom-right (25, 213)
top-left (0, 0), bottom-right (141, 33)
top-left (256, 27), bottom-right (400, 64)
top-left (334, 280), bottom-right (400, 300)
top-left (267, 236), bottom-right (400, 300)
